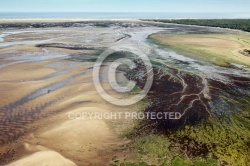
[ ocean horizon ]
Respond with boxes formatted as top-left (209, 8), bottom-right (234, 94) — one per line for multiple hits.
top-left (0, 12), bottom-right (250, 19)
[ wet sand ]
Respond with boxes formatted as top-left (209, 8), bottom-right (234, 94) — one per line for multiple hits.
top-left (0, 37), bottom-right (137, 165)
top-left (0, 52), bottom-right (135, 165)
top-left (0, 20), bottom-right (249, 165)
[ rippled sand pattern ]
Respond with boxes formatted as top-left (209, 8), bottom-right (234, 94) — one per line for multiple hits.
top-left (0, 21), bottom-right (249, 165)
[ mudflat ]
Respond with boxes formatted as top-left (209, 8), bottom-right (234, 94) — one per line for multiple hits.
top-left (0, 20), bottom-right (249, 165)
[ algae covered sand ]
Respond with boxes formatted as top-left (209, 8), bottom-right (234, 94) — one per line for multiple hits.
top-left (0, 20), bottom-right (250, 166)
top-left (149, 33), bottom-right (250, 67)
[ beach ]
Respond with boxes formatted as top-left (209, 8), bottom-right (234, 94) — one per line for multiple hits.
top-left (0, 20), bottom-right (250, 165)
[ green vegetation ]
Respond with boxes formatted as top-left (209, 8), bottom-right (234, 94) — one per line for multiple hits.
top-left (144, 19), bottom-right (250, 32)
top-left (116, 93), bottom-right (250, 165)
top-left (111, 158), bottom-right (218, 166)
top-left (111, 27), bottom-right (250, 165)
top-left (148, 33), bottom-right (250, 67)
top-left (131, 86), bottom-right (142, 94)
top-left (170, 118), bottom-right (250, 165)
top-left (117, 115), bottom-right (250, 165)
top-left (111, 138), bottom-right (218, 165)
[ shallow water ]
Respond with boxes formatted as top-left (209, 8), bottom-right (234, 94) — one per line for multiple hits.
top-left (0, 21), bottom-right (249, 154)
top-left (0, 34), bottom-right (6, 42)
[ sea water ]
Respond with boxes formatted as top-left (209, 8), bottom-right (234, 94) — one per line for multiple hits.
top-left (0, 12), bottom-right (249, 19)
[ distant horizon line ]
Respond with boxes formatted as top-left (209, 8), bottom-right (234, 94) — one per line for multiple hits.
top-left (0, 12), bottom-right (249, 19)
top-left (1, 12), bottom-right (250, 13)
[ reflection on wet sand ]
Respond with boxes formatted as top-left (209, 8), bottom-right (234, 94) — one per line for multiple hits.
top-left (0, 21), bottom-right (249, 165)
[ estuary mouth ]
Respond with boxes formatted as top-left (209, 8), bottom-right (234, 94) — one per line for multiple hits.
top-left (0, 20), bottom-right (250, 165)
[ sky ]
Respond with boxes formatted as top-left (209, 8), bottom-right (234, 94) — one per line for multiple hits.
top-left (0, 0), bottom-right (250, 13)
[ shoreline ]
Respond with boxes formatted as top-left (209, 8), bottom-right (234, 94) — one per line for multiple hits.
top-left (0, 18), bottom-right (143, 24)
top-left (0, 20), bottom-right (250, 165)
top-left (0, 19), bottom-right (248, 36)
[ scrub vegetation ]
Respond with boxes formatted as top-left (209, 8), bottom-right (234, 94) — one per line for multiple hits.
top-left (144, 19), bottom-right (250, 32)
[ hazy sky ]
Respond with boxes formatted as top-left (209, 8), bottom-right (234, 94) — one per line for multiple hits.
top-left (0, 0), bottom-right (250, 13)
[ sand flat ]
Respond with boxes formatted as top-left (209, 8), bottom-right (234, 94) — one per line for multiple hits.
top-left (151, 33), bottom-right (250, 66)
top-left (1, 53), bottom-right (132, 165)
top-left (8, 151), bottom-right (77, 166)
top-left (1, 21), bottom-right (250, 165)
top-left (6, 83), bottom-right (132, 165)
